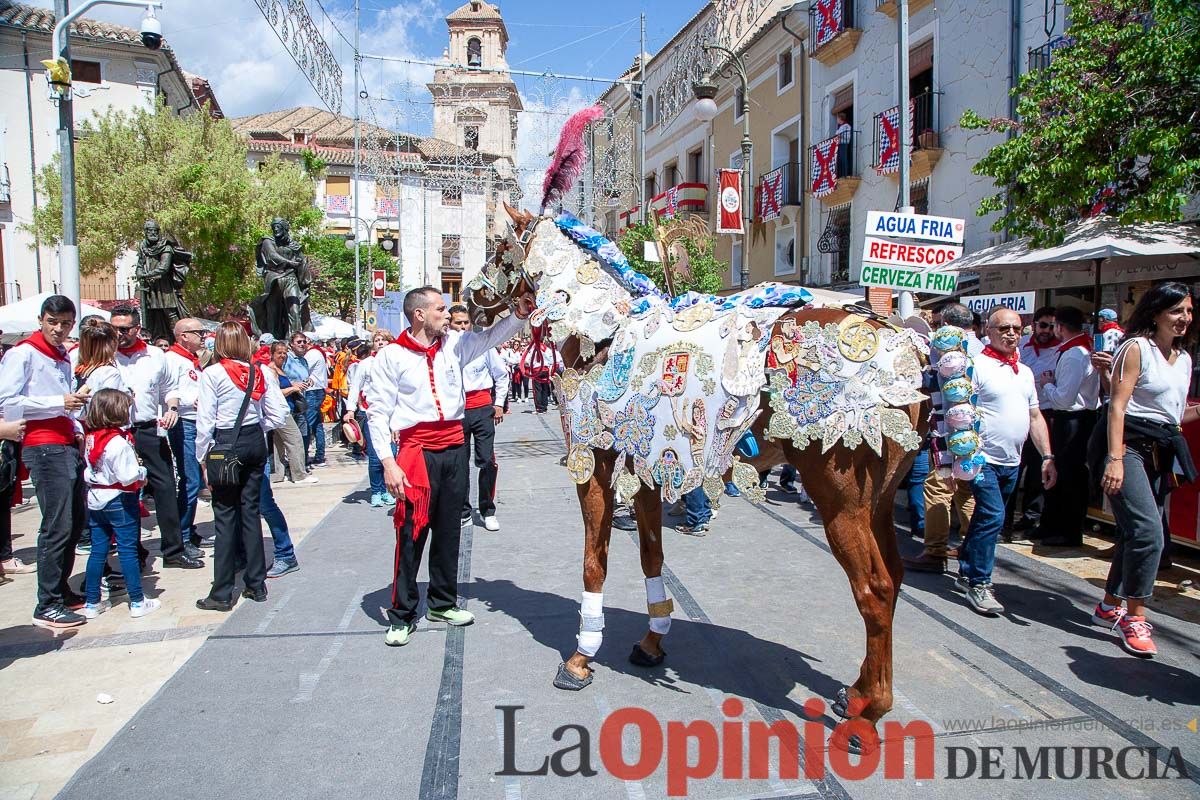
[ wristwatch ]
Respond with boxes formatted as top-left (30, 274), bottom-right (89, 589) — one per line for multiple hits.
top-left (1041, 454), bottom-right (1055, 462)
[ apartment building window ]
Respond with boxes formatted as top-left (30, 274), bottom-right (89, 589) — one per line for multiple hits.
top-left (644, 175), bottom-right (657, 203)
top-left (829, 204), bottom-right (852, 283)
top-left (442, 273), bottom-right (462, 300)
top-left (910, 178), bottom-right (930, 215)
top-left (645, 94), bottom-right (655, 127)
top-left (441, 234), bottom-right (462, 269)
top-left (830, 83), bottom-right (855, 176)
top-left (71, 60), bottom-right (102, 84)
top-left (687, 149), bottom-right (703, 183)
top-left (778, 51), bottom-right (794, 90)
top-left (442, 186), bottom-right (462, 206)
top-left (734, 87), bottom-right (746, 122)
top-left (324, 175), bottom-right (350, 214)
top-left (665, 162), bottom-right (679, 189)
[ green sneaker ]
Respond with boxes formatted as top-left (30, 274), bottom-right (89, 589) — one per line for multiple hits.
top-left (426, 606), bottom-right (475, 626)
top-left (384, 622), bottom-right (414, 647)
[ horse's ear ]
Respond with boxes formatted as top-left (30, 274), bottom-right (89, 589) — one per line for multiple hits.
top-left (503, 202), bottom-right (522, 224)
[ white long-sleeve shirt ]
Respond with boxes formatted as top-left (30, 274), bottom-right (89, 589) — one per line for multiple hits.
top-left (1044, 342), bottom-right (1101, 412)
top-left (163, 348), bottom-right (203, 420)
top-left (79, 364), bottom-right (128, 394)
top-left (116, 346), bottom-right (179, 424)
top-left (304, 348), bottom-right (329, 391)
top-left (463, 349), bottom-right (511, 407)
top-left (84, 434), bottom-right (146, 510)
top-left (1019, 338), bottom-right (1062, 409)
top-left (0, 341), bottom-right (80, 439)
top-left (346, 356), bottom-right (374, 413)
top-left (365, 314), bottom-right (525, 458)
top-left (195, 362), bottom-right (289, 460)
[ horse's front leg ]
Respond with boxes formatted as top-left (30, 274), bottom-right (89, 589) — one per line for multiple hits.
top-left (630, 483), bottom-right (670, 666)
top-left (555, 450), bottom-right (616, 690)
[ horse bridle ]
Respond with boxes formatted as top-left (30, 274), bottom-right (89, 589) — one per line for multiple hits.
top-left (465, 217), bottom-right (543, 315)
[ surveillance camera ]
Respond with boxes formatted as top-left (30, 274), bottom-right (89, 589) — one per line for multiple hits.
top-left (140, 12), bottom-right (163, 50)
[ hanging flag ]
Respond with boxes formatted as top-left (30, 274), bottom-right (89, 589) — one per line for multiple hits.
top-left (759, 167), bottom-right (784, 221)
top-left (376, 197), bottom-right (399, 217)
top-left (371, 269), bottom-right (386, 299)
top-left (811, 135), bottom-right (840, 198)
top-left (664, 185), bottom-right (680, 219)
top-left (875, 100), bottom-right (914, 175)
top-left (813, 0), bottom-right (844, 50)
top-left (717, 169), bottom-right (744, 234)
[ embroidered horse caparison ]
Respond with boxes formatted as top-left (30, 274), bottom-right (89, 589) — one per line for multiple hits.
top-left (467, 204), bottom-right (928, 752)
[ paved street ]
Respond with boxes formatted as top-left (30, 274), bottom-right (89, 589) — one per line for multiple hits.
top-left (46, 411), bottom-right (1200, 799)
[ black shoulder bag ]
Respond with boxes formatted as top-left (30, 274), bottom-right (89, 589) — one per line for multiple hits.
top-left (205, 368), bottom-right (256, 488)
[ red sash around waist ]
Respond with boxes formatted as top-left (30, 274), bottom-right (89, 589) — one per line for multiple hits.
top-left (464, 389), bottom-right (493, 410)
top-left (393, 420), bottom-right (465, 540)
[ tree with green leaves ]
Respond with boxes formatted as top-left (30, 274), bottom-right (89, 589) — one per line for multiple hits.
top-left (962, 0), bottom-right (1199, 246)
top-left (618, 220), bottom-right (725, 295)
top-left (24, 102), bottom-right (320, 311)
top-left (301, 233), bottom-right (399, 319)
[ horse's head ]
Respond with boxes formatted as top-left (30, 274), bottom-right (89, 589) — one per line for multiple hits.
top-left (464, 202), bottom-right (539, 328)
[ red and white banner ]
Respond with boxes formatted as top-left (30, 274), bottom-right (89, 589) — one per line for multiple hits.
top-left (716, 169), bottom-right (744, 234)
top-left (811, 135), bottom-right (840, 197)
top-left (371, 269), bottom-right (386, 299)
top-left (758, 167), bottom-right (784, 222)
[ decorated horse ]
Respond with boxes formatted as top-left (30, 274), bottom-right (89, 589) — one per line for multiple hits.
top-left (465, 107), bottom-right (930, 748)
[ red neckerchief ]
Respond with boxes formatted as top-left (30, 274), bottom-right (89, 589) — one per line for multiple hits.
top-left (982, 344), bottom-right (1019, 373)
top-left (85, 426), bottom-right (134, 468)
top-left (395, 330), bottom-right (443, 364)
top-left (1099, 321), bottom-right (1123, 334)
top-left (1024, 335), bottom-right (1060, 358)
top-left (168, 343), bottom-right (200, 369)
top-left (1057, 333), bottom-right (1093, 354)
top-left (220, 359), bottom-right (265, 400)
top-left (118, 338), bottom-right (148, 357)
top-left (17, 331), bottom-right (68, 363)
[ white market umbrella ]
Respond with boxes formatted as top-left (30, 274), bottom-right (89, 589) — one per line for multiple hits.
top-left (935, 218), bottom-right (1200, 315)
top-left (0, 291), bottom-right (110, 339)
top-left (309, 312), bottom-right (356, 340)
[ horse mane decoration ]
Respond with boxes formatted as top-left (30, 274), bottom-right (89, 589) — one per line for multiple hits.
top-left (540, 105), bottom-right (606, 214)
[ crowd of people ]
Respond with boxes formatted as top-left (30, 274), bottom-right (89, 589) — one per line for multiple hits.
top-left (0, 280), bottom-right (1193, 659)
top-left (901, 283), bottom-right (1196, 658)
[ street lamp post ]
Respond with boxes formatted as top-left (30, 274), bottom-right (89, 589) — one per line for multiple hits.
top-left (345, 216), bottom-right (395, 324)
top-left (48, 0), bottom-right (163, 323)
top-left (693, 43), bottom-right (752, 289)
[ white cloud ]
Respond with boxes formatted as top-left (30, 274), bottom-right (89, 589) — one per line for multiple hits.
top-left (514, 84), bottom-right (589, 211)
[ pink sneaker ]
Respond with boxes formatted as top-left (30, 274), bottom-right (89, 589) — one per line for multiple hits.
top-left (1116, 615), bottom-right (1157, 657)
top-left (1091, 603), bottom-right (1126, 627)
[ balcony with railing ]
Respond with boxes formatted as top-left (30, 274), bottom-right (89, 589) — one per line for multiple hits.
top-left (872, 90), bottom-right (943, 181)
top-left (809, 0), bottom-right (861, 66)
top-left (80, 278), bottom-right (135, 303)
top-left (1027, 34), bottom-right (1073, 72)
top-left (874, 0), bottom-right (931, 17)
top-left (756, 162), bottom-right (803, 222)
top-left (808, 129), bottom-right (860, 207)
top-left (650, 182), bottom-right (708, 219)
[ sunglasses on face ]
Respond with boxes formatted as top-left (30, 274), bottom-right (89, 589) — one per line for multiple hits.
top-left (1036, 321), bottom-right (1054, 329)
top-left (990, 324), bottom-right (1022, 334)
top-left (179, 329), bottom-right (205, 336)
top-left (114, 325), bottom-right (138, 333)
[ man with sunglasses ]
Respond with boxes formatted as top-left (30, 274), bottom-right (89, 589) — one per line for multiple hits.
top-left (110, 307), bottom-right (202, 570)
top-left (1010, 307), bottom-right (1060, 538)
top-left (957, 307), bottom-right (1056, 615)
top-left (165, 318), bottom-right (208, 550)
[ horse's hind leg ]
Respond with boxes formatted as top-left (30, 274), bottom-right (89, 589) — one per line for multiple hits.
top-left (557, 449), bottom-right (616, 689)
top-left (630, 481), bottom-right (669, 666)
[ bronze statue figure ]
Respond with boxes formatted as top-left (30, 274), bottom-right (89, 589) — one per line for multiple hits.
top-left (134, 220), bottom-right (191, 342)
top-left (250, 217), bottom-right (313, 340)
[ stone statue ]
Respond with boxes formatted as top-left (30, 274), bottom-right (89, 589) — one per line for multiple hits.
top-left (250, 217), bottom-right (313, 340)
top-left (134, 219), bottom-right (191, 342)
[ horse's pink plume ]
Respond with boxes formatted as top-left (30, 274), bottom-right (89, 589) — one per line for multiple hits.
top-left (540, 105), bottom-right (606, 213)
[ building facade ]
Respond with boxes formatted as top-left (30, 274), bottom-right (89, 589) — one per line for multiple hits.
top-left (0, 1), bottom-right (196, 305)
top-left (594, 0), bottom-right (1068, 302)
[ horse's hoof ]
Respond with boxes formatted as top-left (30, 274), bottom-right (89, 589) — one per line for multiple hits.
top-left (832, 687), bottom-right (851, 719)
top-left (553, 662), bottom-right (593, 691)
top-left (629, 643), bottom-right (666, 667)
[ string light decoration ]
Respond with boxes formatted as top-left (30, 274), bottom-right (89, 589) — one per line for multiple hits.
top-left (254, 0), bottom-right (344, 114)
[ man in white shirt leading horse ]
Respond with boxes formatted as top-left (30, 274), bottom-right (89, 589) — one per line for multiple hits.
top-left (366, 287), bottom-right (532, 647)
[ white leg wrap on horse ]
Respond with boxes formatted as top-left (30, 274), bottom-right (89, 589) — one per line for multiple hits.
top-left (577, 591), bottom-right (604, 657)
top-left (645, 576), bottom-right (673, 635)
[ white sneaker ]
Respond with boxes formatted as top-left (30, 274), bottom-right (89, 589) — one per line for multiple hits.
top-left (80, 601), bottom-right (110, 619)
top-left (129, 598), bottom-right (161, 618)
top-left (295, 475), bottom-right (320, 485)
top-left (0, 557), bottom-right (36, 574)
top-left (483, 515), bottom-right (500, 531)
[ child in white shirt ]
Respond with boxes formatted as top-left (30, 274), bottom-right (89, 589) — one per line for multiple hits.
top-left (81, 389), bottom-right (159, 618)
